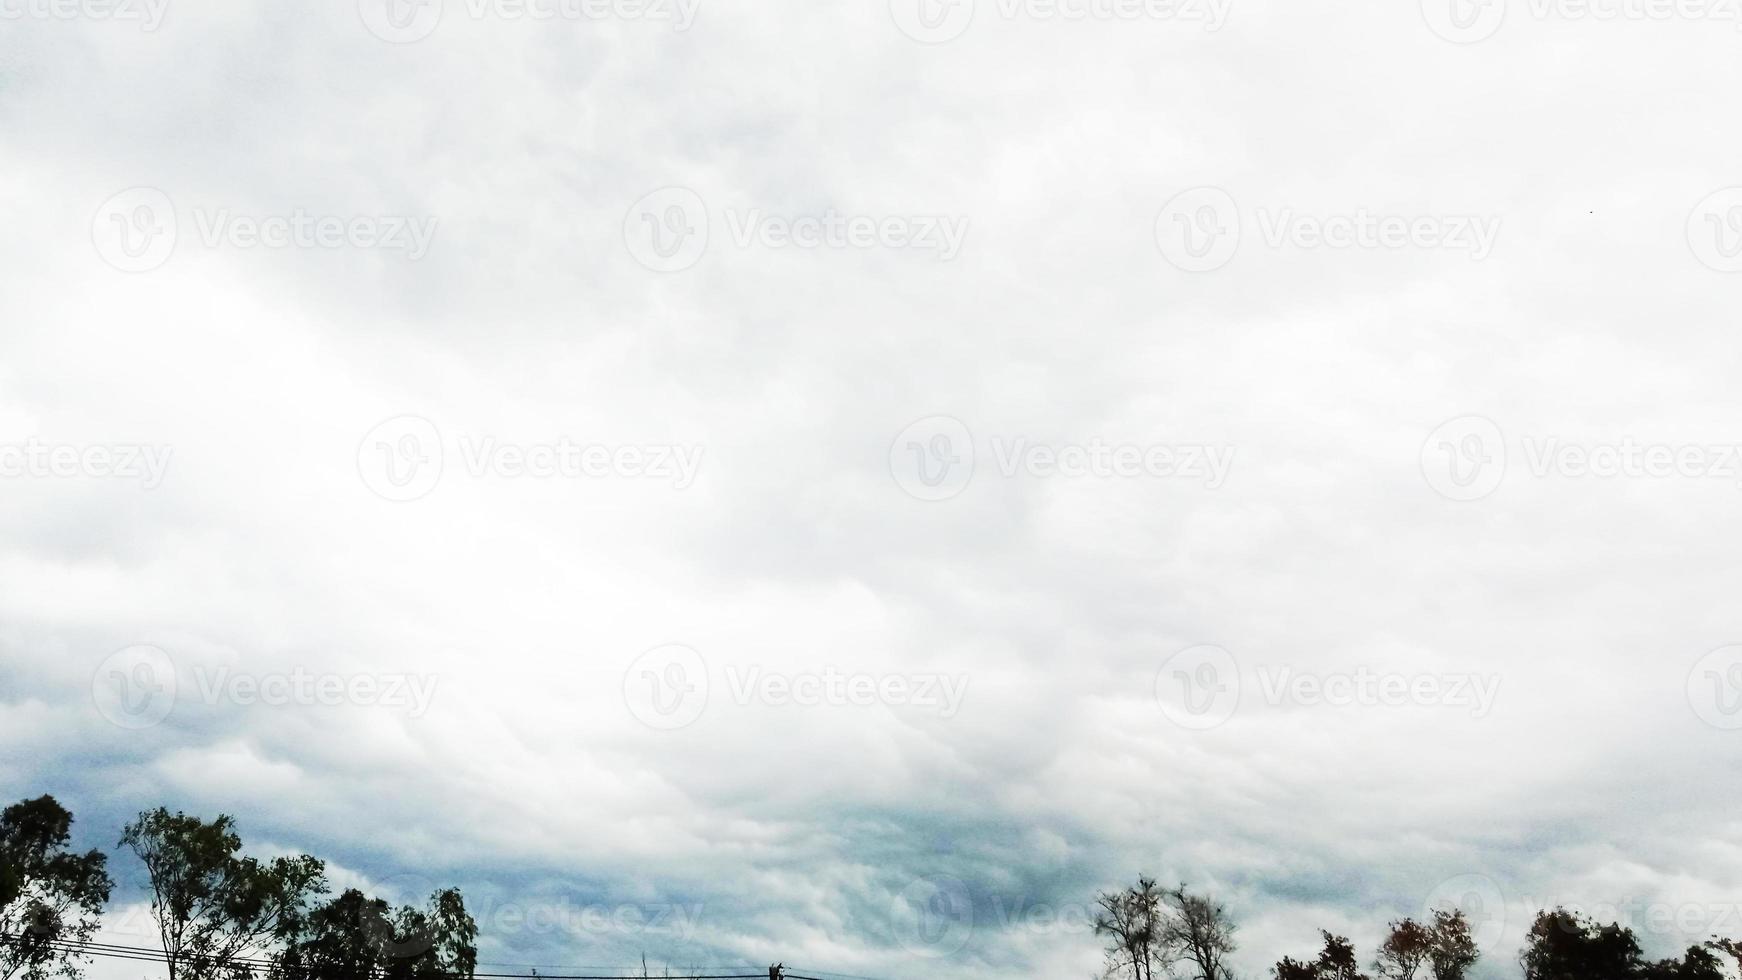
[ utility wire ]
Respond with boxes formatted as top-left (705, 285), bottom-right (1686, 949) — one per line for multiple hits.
top-left (0, 935), bottom-right (767, 980)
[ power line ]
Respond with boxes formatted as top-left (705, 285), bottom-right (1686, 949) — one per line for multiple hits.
top-left (82, 938), bottom-right (751, 976)
top-left (0, 935), bottom-right (767, 980)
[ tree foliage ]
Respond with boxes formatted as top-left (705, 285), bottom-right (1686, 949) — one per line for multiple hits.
top-left (272, 887), bottom-right (477, 980)
top-left (120, 808), bottom-right (327, 980)
top-left (1096, 879), bottom-right (1236, 980)
top-left (0, 797), bottom-right (113, 980)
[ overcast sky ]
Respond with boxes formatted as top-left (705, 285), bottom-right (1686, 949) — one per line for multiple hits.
top-left (4, 1), bottom-right (1742, 978)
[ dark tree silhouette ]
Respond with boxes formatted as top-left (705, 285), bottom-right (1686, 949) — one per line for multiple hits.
top-left (1095, 880), bottom-right (1236, 980)
top-left (1313, 932), bottom-right (1369, 980)
top-left (1639, 945), bottom-right (1725, 980)
top-left (0, 797), bottom-right (113, 980)
top-left (1160, 884), bottom-right (1237, 980)
top-left (1518, 908), bottom-right (1724, 980)
top-left (120, 808), bottom-right (326, 980)
top-left (1095, 876), bottom-right (1162, 980)
top-left (1375, 918), bottom-right (1432, 980)
top-left (1424, 910), bottom-right (1478, 980)
top-left (272, 887), bottom-right (476, 980)
top-left (1272, 931), bottom-right (1367, 980)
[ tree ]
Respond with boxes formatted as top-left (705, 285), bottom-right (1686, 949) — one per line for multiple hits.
top-left (1708, 939), bottom-right (1742, 976)
top-left (120, 808), bottom-right (326, 980)
top-left (1096, 879), bottom-right (1236, 980)
top-left (1160, 884), bottom-right (1237, 980)
top-left (1095, 877), bottom-right (1162, 980)
top-left (1639, 946), bottom-right (1725, 980)
top-left (1312, 932), bottom-right (1369, 980)
top-left (1424, 910), bottom-right (1478, 980)
top-left (1520, 908), bottom-right (1660, 980)
top-left (1375, 919), bottom-right (1432, 980)
top-left (1273, 931), bottom-right (1366, 980)
top-left (0, 797), bottom-right (113, 980)
top-left (272, 886), bottom-right (476, 980)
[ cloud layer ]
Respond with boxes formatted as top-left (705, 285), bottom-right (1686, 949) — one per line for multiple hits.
top-left (5, 2), bottom-right (1742, 978)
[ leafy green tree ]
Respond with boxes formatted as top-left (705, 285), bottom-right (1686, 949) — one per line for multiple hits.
top-left (120, 808), bottom-right (326, 980)
top-left (272, 886), bottom-right (476, 980)
top-left (0, 797), bottom-right (113, 980)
